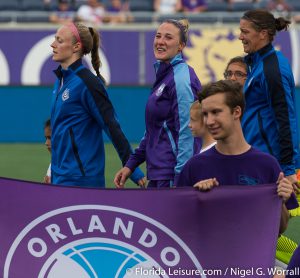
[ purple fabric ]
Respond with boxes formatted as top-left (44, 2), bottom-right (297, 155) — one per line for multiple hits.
top-left (178, 147), bottom-right (281, 187)
top-left (0, 177), bottom-right (281, 277)
top-left (181, 0), bottom-right (207, 10)
top-left (126, 54), bottom-right (201, 185)
top-left (0, 29), bottom-right (294, 86)
top-left (178, 146), bottom-right (299, 209)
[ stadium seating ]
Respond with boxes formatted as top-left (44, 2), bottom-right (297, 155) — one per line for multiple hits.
top-left (0, 0), bottom-right (20, 10)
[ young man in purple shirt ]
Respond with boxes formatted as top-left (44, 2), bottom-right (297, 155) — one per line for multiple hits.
top-left (178, 80), bottom-right (297, 233)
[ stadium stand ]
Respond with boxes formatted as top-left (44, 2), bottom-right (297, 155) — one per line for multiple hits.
top-left (0, 0), bottom-right (299, 24)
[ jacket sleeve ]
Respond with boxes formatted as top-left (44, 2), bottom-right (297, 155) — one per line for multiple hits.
top-left (83, 81), bottom-right (145, 184)
top-left (125, 132), bottom-right (147, 172)
top-left (264, 54), bottom-right (297, 175)
top-left (172, 65), bottom-right (199, 186)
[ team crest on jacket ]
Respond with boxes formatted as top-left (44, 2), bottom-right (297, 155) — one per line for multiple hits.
top-left (155, 83), bottom-right (166, 97)
top-left (62, 89), bottom-right (70, 101)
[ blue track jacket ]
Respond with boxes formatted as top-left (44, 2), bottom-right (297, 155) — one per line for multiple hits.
top-left (242, 44), bottom-right (300, 175)
top-left (51, 59), bottom-right (144, 187)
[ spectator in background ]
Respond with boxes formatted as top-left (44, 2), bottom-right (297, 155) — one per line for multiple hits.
top-left (50, 22), bottom-right (145, 187)
top-left (43, 119), bottom-right (51, 184)
top-left (154, 0), bottom-right (182, 14)
top-left (181, 0), bottom-right (207, 13)
top-left (106, 0), bottom-right (132, 23)
top-left (114, 19), bottom-right (202, 188)
top-left (49, 0), bottom-right (75, 24)
top-left (77, 0), bottom-right (106, 25)
top-left (267, 0), bottom-right (292, 18)
top-left (239, 9), bottom-right (300, 190)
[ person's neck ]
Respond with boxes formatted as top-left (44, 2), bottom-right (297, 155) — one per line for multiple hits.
top-left (215, 132), bottom-right (250, 155)
top-left (201, 134), bottom-right (216, 151)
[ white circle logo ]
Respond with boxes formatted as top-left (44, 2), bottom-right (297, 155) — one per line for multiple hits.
top-left (4, 205), bottom-right (205, 277)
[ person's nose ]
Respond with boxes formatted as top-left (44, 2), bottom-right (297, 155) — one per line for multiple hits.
top-left (206, 114), bottom-right (215, 126)
top-left (229, 74), bottom-right (237, 81)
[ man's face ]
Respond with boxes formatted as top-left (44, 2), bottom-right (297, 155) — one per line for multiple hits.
top-left (201, 93), bottom-right (238, 141)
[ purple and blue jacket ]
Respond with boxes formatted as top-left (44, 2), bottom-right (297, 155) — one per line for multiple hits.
top-left (126, 54), bottom-right (201, 187)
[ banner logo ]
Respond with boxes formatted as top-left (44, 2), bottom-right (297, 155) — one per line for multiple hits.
top-left (4, 205), bottom-right (204, 277)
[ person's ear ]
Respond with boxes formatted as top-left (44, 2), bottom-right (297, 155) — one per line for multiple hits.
top-left (233, 106), bottom-right (242, 119)
top-left (178, 42), bottom-right (185, 52)
top-left (73, 42), bottom-right (82, 53)
top-left (260, 29), bottom-right (268, 40)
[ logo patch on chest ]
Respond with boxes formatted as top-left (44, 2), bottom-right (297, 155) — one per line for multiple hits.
top-left (62, 89), bottom-right (70, 101)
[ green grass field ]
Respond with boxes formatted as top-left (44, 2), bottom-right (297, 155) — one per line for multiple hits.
top-left (0, 143), bottom-right (299, 244)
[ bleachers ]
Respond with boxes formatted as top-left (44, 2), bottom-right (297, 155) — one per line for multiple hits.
top-left (0, 0), bottom-right (299, 24)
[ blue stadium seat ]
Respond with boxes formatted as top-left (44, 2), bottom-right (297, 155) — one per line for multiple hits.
top-left (229, 2), bottom-right (255, 11)
top-left (129, 0), bottom-right (153, 12)
top-left (288, 0), bottom-right (300, 11)
top-left (0, 0), bottom-right (20, 10)
top-left (21, 0), bottom-right (48, 11)
top-left (206, 1), bottom-right (229, 12)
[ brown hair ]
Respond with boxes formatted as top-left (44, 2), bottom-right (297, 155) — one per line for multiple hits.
top-left (73, 23), bottom-right (105, 83)
top-left (225, 56), bottom-right (246, 72)
top-left (163, 18), bottom-right (189, 44)
top-left (198, 80), bottom-right (245, 117)
top-left (241, 9), bottom-right (290, 42)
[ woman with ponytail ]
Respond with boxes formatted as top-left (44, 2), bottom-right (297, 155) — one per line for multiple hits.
top-left (50, 22), bottom-right (145, 187)
top-left (239, 10), bottom-right (300, 191)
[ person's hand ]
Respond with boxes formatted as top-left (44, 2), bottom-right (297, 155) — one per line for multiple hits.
top-left (137, 177), bottom-right (147, 188)
top-left (193, 178), bottom-right (219, 191)
top-left (114, 167), bottom-right (132, 188)
top-left (43, 175), bottom-right (51, 184)
top-left (277, 172), bottom-right (293, 202)
top-left (286, 173), bottom-right (300, 194)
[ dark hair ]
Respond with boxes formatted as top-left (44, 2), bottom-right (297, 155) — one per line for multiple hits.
top-left (225, 56), bottom-right (246, 72)
top-left (72, 23), bottom-right (105, 83)
top-left (242, 9), bottom-right (290, 42)
top-left (163, 18), bottom-right (189, 44)
top-left (44, 118), bottom-right (51, 129)
top-left (198, 80), bottom-right (245, 117)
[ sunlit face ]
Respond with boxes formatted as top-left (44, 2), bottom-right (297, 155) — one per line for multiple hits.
top-left (239, 19), bottom-right (267, 54)
top-left (224, 62), bottom-right (247, 86)
top-left (44, 126), bottom-right (51, 153)
top-left (201, 93), bottom-right (240, 141)
top-left (153, 22), bottom-right (184, 63)
top-left (50, 25), bottom-right (80, 69)
top-left (189, 107), bottom-right (205, 138)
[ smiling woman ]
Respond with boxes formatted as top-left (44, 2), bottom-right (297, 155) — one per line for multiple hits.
top-left (114, 19), bottom-right (202, 189)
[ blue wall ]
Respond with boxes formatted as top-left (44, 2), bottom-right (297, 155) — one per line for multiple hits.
top-left (0, 86), bottom-right (299, 144)
top-left (0, 86), bottom-right (150, 143)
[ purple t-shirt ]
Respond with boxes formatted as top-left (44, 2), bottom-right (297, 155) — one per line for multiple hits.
top-left (178, 146), bottom-right (281, 186)
top-left (178, 146), bottom-right (299, 209)
top-left (181, 0), bottom-right (207, 10)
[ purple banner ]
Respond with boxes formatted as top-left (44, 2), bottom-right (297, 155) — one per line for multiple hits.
top-left (0, 178), bottom-right (281, 277)
top-left (0, 27), bottom-right (299, 86)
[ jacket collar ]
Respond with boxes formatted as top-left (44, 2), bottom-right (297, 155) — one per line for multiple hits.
top-left (244, 43), bottom-right (274, 66)
top-left (154, 53), bottom-right (184, 74)
top-left (53, 59), bottom-right (83, 79)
